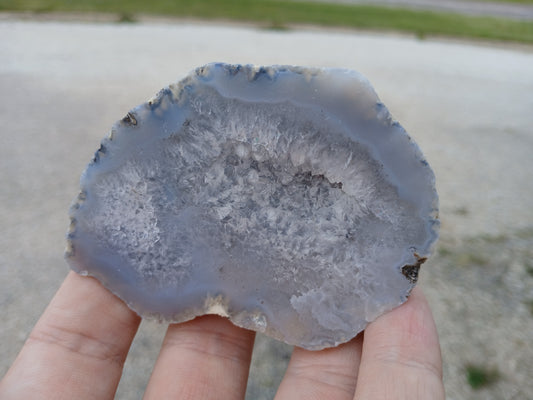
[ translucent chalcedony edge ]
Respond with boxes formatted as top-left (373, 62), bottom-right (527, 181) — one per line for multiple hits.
top-left (65, 63), bottom-right (439, 349)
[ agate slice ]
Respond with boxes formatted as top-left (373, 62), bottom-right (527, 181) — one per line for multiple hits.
top-left (66, 63), bottom-right (439, 350)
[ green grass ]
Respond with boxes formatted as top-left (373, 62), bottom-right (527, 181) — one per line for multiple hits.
top-left (117, 11), bottom-right (137, 24)
top-left (1, 0), bottom-right (533, 44)
top-left (476, 233), bottom-right (509, 244)
top-left (455, 252), bottom-right (489, 267)
top-left (465, 364), bottom-right (500, 390)
top-left (436, 245), bottom-right (489, 267)
top-left (437, 246), bottom-right (453, 257)
top-left (453, 206), bottom-right (469, 216)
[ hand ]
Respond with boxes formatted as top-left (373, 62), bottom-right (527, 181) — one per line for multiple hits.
top-left (0, 271), bottom-right (445, 399)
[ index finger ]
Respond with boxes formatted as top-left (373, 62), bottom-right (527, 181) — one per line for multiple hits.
top-left (0, 271), bottom-right (141, 400)
top-left (354, 287), bottom-right (445, 400)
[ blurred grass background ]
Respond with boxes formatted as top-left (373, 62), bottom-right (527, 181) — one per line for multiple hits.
top-left (1, 0), bottom-right (533, 44)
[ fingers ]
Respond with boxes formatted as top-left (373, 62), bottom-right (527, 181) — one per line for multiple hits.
top-left (353, 287), bottom-right (445, 400)
top-left (0, 271), bottom-right (141, 400)
top-left (143, 315), bottom-right (256, 400)
top-left (1, 272), bottom-right (443, 400)
top-left (275, 334), bottom-right (363, 400)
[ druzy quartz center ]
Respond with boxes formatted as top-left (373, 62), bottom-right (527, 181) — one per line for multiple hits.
top-left (66, 63), bottom-right (439, 350)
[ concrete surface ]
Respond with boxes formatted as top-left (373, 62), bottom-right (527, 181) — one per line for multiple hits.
top-left (1, 19), bottom-right (532, 399)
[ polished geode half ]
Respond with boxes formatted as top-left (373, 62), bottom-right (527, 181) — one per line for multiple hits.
top-left (66, 63), bottom-right (439, 350)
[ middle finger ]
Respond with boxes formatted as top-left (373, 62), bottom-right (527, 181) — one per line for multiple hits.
top-left (275, 333), bottom-right (363, 400)
top-left (143, 315), bottom-right (255, 400)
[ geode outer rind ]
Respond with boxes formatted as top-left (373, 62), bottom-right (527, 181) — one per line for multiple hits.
top-left (66, 63), bottom-right (439, 350)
